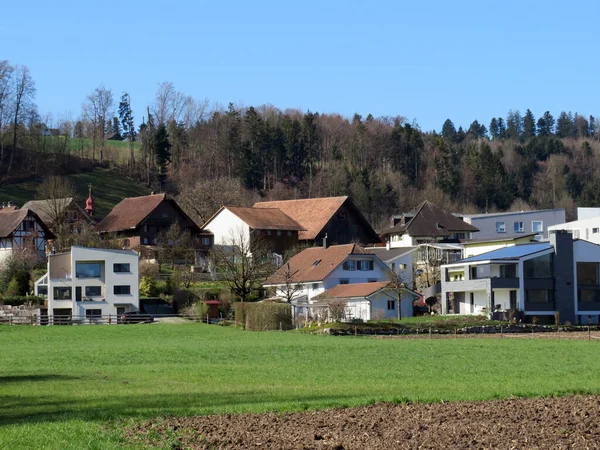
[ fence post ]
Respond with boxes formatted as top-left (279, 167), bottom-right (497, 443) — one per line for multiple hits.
top-left (429, 327), bottom-right (432, 339)
top-left (454, 328), bottom-right (457, 339)
top-left (206, 314), bottom-right (209, 325)
top-left (501, 326), bottom-right (503, 338)
top-left (589, 326), bottom-right (591, 341)
top-left (279, 321), bottom-right (282, 331)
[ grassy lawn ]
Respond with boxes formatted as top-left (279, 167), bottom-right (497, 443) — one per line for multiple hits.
top-left (0, 168), bottom-right (149, 217)
top-left (1, 324), bottom-right (600, 449)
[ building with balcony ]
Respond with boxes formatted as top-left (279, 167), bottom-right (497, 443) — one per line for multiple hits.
top-left (440, 231), bottom-right (600, 324)
top-left (35, 246), bottom-right (139, 322)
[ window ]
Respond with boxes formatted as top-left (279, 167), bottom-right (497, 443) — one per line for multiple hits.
top-left (85, 286), bottom-right (102, 297)
top-left (143, 224), bottom-right (148, 232)
top-left (53, 287), bottom-right (72, 300)
top-left (357, 260), bottom-right (374, 271)
top-left (114, 285), bottom-right (131, 295)
top-left (265, 230), bottom-right (271, 236)
top-left (499, 264), bottom-right (516, 278)
top-left (277, 230), bottom-right (282, 236)
top-left (496, 222), bottom-right (506, 233)
top-left (573, 229), bottom-right (580, 239)
top-left (532, 221), bottom-right (543, 233)
top-left (524, 253), bottom-right (553, 278)
top-left (122, 239), bottom-right (130, 247)
top-left (577, 262), bottom-right (600, 285)
top-left (76, 262), bottom-right (101, 278)
top-left (525, 289), bottom-right (553, 303)
top-left (312, 259), bottom-right (321, 267)
top-left (343, 260), bottom-right (356, 271)
top-left (85, 309), bottom-right (102, 317)
top-left (113, 263), bottom-right (131, 273)
top-left (391, 263), bottom-right (396, 271)
top-left (594, 228), bottom-right (600, 234)
top-left (579, 290), bottom-right (600, 303)
top-left (339, 279), bottom-right (349, 284)
top-left (398, 263), bottom-right (407, 270)
top-left (387, 300), bottom-right (396, 310)
top-left (287, 231), bottom-right (292, 237)
top-left (143, 238), bottom-right (149, 245)
top-left (312, 283), bottom-right (319, 290)
top-left (509, 290), bottom-right (517, 310)
top-left (514, 222), bottom-right (524, 233)
top-left (202, 237), bottom-right (211, 246)
top-left (37, 285), bottom-right (48, 298)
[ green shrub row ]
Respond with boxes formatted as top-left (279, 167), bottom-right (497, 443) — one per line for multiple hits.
top-left (1, 296), bottom-right (45, 306)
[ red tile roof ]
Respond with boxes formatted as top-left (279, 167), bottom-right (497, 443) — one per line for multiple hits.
top-left (254, 196), bottom-right (349, 240)
top-left (317, 281), bottom-right (390, 299)
top-left (265, 244), bottom-right (372, 284)
top-left (224, 206), bottom-right (305, 231)
top-left (95, 194), bottom-right (167, 232)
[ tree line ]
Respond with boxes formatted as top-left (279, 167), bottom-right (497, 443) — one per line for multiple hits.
top-left (2, 60), bottom-right (600, 229)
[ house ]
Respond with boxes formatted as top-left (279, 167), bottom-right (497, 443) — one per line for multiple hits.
top-left (200, 206), bottom-right (305, 256)
top-left (0, 208), bottom-right (53, 264)
top-left (22, 197), bottom-right (94, 231)
top-left (440, 230), bottom-right (600, 324)
top-left (462, 234), bottom-right (540, 258)
top-left (460, 208), bottom-right (565, 240)
top-left (548, 216), bottom-right (600, 244)
top-left (365, 246), bottom-right (415, 289)
top-left (95, 193), bottom-right (211, 264)
top-left (380, 201), bottom-right (479, 247)
top-left (35, 246), bottom-right (139, 323)
top-left (253, 196), bottom-right (380, 246)
top-left (264, 243), bottom-right (390, 319)
top-left (311, 281), bottom-right (420, 321)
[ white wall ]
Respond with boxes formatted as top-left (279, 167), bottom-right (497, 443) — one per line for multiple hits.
top-left (549, 218), bottom-right (600, 245)
top-left (577, 208), bottom-right (600, 221)
top-left (204, 208), bottom-right (250, 247)
top-left (324, 255), bottom-right (388, 289)
top-left (458, 291), bottom-right (488, 315)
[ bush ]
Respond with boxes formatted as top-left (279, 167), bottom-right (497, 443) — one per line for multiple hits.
top-left (171, 289), bottom-right (198, 312)
top-left (6, 271), bottom-right (30, 296)
top-left (140, 276), bottom-right (158, 297)
top-left (139, 261), bottom-right (159, 278)
top-left (233, 302), bottom-right (293, 331)
top-left (1, 296), bottom-right (44, 306)
top-left (194, 301), bottom-right (210, 319)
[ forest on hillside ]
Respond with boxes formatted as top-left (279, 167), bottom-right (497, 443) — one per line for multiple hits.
top-left (1, 60), bottom-right (599, 229)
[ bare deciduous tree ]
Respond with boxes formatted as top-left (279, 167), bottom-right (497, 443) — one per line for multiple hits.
top-left (209, 227), bottom-right (273, 303)
top-left (82, 85), bottom-right (113, 160)
top-left (9, 65), bottom-right (36, 174)
top-left (272, 263), bottom-right (303, 303)
top-left (0, 60), bottom-right (14, 171)
top-left (36, 176), bottom-right (77, 251)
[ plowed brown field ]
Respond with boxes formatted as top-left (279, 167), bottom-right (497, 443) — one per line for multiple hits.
top-left (127, 395), bottom-right (600, 449)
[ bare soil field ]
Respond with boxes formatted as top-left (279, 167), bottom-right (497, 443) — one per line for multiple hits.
top-left (127, 395), bottom-right (600, 449)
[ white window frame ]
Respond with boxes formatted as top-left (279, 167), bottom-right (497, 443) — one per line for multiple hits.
top-left (514, 221), bottom-right (524, 233)
top-left (532, 221), bottom-right (543, 233)
top-left (343, 260), bottom-right (356, 271)
top-left (495, 222), bottom-right (506, 233)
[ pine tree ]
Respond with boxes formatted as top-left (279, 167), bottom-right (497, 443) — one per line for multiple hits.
top-left (118, 93), bottom-right (136, 170)
top-left (441, 119), bottom-right (457, 142)
top-left (505, 110), bottom-right (523, 140)
top-left (489, 118), bottom-right (499, 139)
top-left (154, 123), bottom-right (171, 190)
top-left (522, 109), bottom-right (536, 139)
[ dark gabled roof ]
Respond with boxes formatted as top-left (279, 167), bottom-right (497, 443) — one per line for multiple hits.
top-left (96, 194), bottom-right (200, 233)
top-left (0, 208), bottom-right (54, 239)
top-left (210, 206), bottom-right (305, 231)
top-left (254, 196), bottom-right (378, 242)
top-left (380, 201), bottom-right (479, 238)
top-left (265, 244), bottom-right (372, 284)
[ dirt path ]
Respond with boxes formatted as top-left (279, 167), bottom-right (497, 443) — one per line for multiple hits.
top-left (127, 395), bottom-right (600, 449)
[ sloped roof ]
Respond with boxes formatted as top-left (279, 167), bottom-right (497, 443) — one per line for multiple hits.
top-left (22, 198), bottom-right (91, 226)
top-left (366, 246), bottom-right (416, 261)
top-left (265, 244), bottom-right (372, 284)
top-left (459, 243), bottom-right (553, 263)
top-left (95, 193), bottom-right (195, 233)
top-left (380, 201), bottom-right (479, 238)
top-left (223, 206), bottom-right (305, 231)
top-left (316, 281), bottom-right (390, 299)
top-left (253, 196), bottom-right (351, 240)
top-left (0, 209), bottom-right (53, 238)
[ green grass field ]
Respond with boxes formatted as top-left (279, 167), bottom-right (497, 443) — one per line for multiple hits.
top-left (1, 324), bottom-right (599, 449)
top-left (0, 168), bottom-right (149, 217)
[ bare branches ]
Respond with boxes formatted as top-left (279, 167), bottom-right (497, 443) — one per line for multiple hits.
top-left (82, 85), bottom-right (113, 160)
top-left (273, 263), bottom-right (303, 303)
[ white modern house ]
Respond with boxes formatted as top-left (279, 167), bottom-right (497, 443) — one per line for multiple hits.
top-left (35, 246), bottom-right (140, 322)
top-left (441, 231), bottom-right (600, 325)
top-left (460, 208), bottom-right (565, 240)
top-left (312, 281), bottom-right (419, 321)
top-left (548, 215), bottom-right (600, 244)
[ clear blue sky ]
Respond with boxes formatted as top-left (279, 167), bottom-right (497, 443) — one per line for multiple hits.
top-left (2, 0), bottom-right (599, 132)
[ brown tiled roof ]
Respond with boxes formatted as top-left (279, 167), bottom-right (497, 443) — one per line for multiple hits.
top-left (0, 209), bottom-right (53, 238)
top-left (265, 244), bottom-right (372, 284)
top-left (22, 198), bottom-right (92, 227)
top-left (95, 194), bottom-right (167, 233)
top-left (254, 196), bottom-right (350, 240)
top-left (380, 201), bottom-right (479, 238)
top-left (225, 206), bottom-right (305, 231)
top-left (316, 281), bottom-right (390, 299)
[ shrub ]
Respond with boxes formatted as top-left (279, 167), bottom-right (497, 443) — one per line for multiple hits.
top-left (1, 296), bottom-right (44, 306)
top-left (233, 302), bottom-right (293, 331)
top-left (171, 289), bottom-right (198, 312)
top-left (139, 261), bottom-right (159, 278)
top-left (6, 271), bottom-right (30, 296)
top-left (193, 301), bottom-right (210, 319)
top-left (140, 276), bottom-right (158, 297)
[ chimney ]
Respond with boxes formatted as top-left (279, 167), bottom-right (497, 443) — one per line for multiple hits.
top-left (549, 230), bottom-right (575, 325)
top-left (322, 233), bottom-right (328, 249)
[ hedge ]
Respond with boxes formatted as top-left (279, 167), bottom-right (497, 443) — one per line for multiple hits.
top-left (1, 296), bottom-right (45, 306)
top-left (233, 302), bottom-right (293, 331)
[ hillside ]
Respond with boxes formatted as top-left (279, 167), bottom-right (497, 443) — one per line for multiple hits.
top-left (0, 168), bottom-right (150, 217)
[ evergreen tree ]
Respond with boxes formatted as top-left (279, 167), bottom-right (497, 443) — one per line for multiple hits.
top-left (111, 117), bottom-right (120, 137)
top-left (118, 92), bottom-right (136, 169)
top-left (441, 119), bottom-right (457, 142)
top-left (522, 109), bottom-right (536, 139)
top-left (496, 118), bottom-right (506, 139)
top-left (505, 109), bottom-right (523, 140)
top-left (489, 118), bottom-right (499, 140)
top-left (556, 111), bottom-right (574, 138)
top-left (467, 120), bottom-right (487, 139)
top-left (154, 123), bottom-right (171, 189)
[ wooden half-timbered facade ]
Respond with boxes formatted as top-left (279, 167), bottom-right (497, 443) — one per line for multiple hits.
top-left (0, 209), bottom-right (53, 264)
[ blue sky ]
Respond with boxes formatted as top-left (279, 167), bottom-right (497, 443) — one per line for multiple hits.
top-left (2, 0), bottom-right (599, 132)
